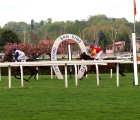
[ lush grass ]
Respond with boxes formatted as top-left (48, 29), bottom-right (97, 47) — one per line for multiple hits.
top-left (0, 73), bottom-right (140, 120)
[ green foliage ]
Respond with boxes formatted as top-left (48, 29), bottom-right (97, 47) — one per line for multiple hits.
top-left (1, 15), bottom-right (140, 51)
top-left (47, 18), bottom-right (52, 24)
top-left (4, 21), bottom-right (29, 32)
top-left (136, 21), bottom-right (140, 36)
top-left (98, 30), bottom-right (107, 52)
top-left (87, 14), bottom-right (109, 26)
top-left (0, 29), bottom-right (21, 47)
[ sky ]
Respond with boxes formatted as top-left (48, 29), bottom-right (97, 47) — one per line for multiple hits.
top-left (0, 0), bottom-right (139, 27)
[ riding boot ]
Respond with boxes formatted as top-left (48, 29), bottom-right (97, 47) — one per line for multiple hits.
top-left (15, 59), bottom-right (19, 62)
top-left (17, 59), bottom-right (21, 62)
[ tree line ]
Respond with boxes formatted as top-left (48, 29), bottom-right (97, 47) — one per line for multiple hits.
top-left (0, 14), bottom-right (140, 54)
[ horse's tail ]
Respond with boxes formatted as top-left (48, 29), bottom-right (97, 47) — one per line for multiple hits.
top-left (119, 63), bottom-right (125, 69)
top-left (26, 59), bottom-right (37, 62)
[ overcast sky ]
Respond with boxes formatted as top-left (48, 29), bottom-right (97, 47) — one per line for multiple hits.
top-left (0, 0), bottom-right (139, 27)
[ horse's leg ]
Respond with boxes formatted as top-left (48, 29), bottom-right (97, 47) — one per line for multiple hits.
top-left (80, 65), bottom-right (94, 80)
top-left (119, 70), bottom-right (126, 76)
top-left (34, 69), bottom-right (38, 80)
top-left (114, 63), bottom-right (126, 76)
top-left (26, 73), bottom-right (34, 81)
top-left (119, 64), bottom-right (126, 76)
top-left (25, 67), bottom-right (34, 81)
top-left (93, 70), bottom-right (101, 80)
top-left (14, 73), bottom-right (29, 82)
top-left (32, 66), bottom-right (38, 80)
top-left (29, 67), bottom-right (38, 80)
top-left (14, 67), bottom-right (29, 82)
top-left (108, 63), bottom-right (126, 76)
top-left (14, 74), bottom-right (21, 79)
top-left (80, 71), bottom-right (87, 80)
top-left (119, 63), bottom-right (125, 68)
top-left (18, 66), bottom-right (34, 81)
top-left (26, 66), bottom-right (38, 81)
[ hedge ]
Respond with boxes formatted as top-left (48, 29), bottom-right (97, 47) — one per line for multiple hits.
top-left (0, 63), bottom-right (136, 76)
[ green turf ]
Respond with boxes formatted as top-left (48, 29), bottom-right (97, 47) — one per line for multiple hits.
top-left (0, 73), bottom-right (140, 120)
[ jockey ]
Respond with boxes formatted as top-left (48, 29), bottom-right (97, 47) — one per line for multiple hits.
top-left (12, 48), bottom-right (25, 62)
top-left (89, 44), bottom-right (103, 60)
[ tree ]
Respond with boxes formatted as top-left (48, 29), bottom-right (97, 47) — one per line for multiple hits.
top-left (87, 14), bottom-right (108, 26)
top-left (2, 14), bottom-right (140, 53)
top-left (47, 18), bottom-right (52, 24)
top-left (39, 20), bottom-right (45, 27)
top-left (3, 22), bottom-right (18, 31)
top-left (0, 30), bottom-right (21, 47)
top-left (108, 29), bottom-right (117, 56)
top-left (98, 30), bottom-right (107, 52)
top-left (30, 19), bottom-right (34, 30)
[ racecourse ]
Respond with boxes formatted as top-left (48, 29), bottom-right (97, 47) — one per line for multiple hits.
top-left (0, 73), bottom-right (140, 120)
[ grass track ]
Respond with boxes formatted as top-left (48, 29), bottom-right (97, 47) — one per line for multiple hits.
top-left (0, 73), bottom-right (140, 120)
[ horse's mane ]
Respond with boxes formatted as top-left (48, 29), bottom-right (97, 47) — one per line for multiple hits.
top-left (5, 53), bottom-right (13, 59)
top-left (81, 53), bottom-right (115, 60)
top-left (80, 53), bottom-right (94, 60)
top-left (103, 57), bottom-right (116, 60)
top-left (84, 54), bottom-right (94, 60)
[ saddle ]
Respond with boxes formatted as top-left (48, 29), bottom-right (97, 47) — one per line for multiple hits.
top-left (15, 56), bottom-right (26, 62)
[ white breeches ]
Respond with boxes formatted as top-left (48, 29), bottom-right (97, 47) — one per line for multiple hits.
top-left (95, 51), bottom-right (103, 59)
top-left (17, 53), bottom-right (25, 60)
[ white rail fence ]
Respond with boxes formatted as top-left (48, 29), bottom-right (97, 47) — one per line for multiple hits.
top-left (0, 60), bottom-right (138, 88)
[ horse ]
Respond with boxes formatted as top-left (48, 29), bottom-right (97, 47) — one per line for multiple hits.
top-left (77, 52), bottom-right (126, 80)
top-left (1, 54), bottom-right (38, 82)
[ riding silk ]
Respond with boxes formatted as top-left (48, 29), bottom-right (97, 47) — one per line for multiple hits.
top-left (15, 50), bottom-right (25, 61)
top-left (91, 47), bottom-right (102, 56)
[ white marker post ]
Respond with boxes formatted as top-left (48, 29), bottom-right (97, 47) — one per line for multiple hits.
top-left (68, 44), bottom-right (72, 78)
top-left (132, 33), bottom-right (138, 85)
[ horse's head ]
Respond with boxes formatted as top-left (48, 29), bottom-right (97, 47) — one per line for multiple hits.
top-left (77, 52), bottom-right (94, 60)
top-left (1, 53), bottom-right (14, 62)
top-left (77, 52), bottom-right (85, 60)
top-left (77, 52), bottom-right (87, 60)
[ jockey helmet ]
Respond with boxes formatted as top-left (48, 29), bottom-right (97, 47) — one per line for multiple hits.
top-left (12, 48), bottom-right (16, 51)
top-left (89, 44), bottom-right (94, 49)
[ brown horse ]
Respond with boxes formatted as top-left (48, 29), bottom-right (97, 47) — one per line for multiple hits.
top-left (1, 54), bottom-right (38, 82)
top-left (77, 52), bottom-right (126, 80)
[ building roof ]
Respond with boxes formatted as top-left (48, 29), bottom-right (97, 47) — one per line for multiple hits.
top-left (106, 41), bottom-right (125, 47)
top-left (40, 40), bottom-right (55, 44)
top-left (66, 40), bottom-right (76, 44)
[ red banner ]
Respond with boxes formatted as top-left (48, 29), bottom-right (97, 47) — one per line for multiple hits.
top-left (134, 0), bottom-right (137, 16)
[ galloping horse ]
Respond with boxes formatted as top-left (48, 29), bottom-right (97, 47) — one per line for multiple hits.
top-left (77, 52), bottom-right (126, 80)
top-left (1, 54), bottom-right (38, 82)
